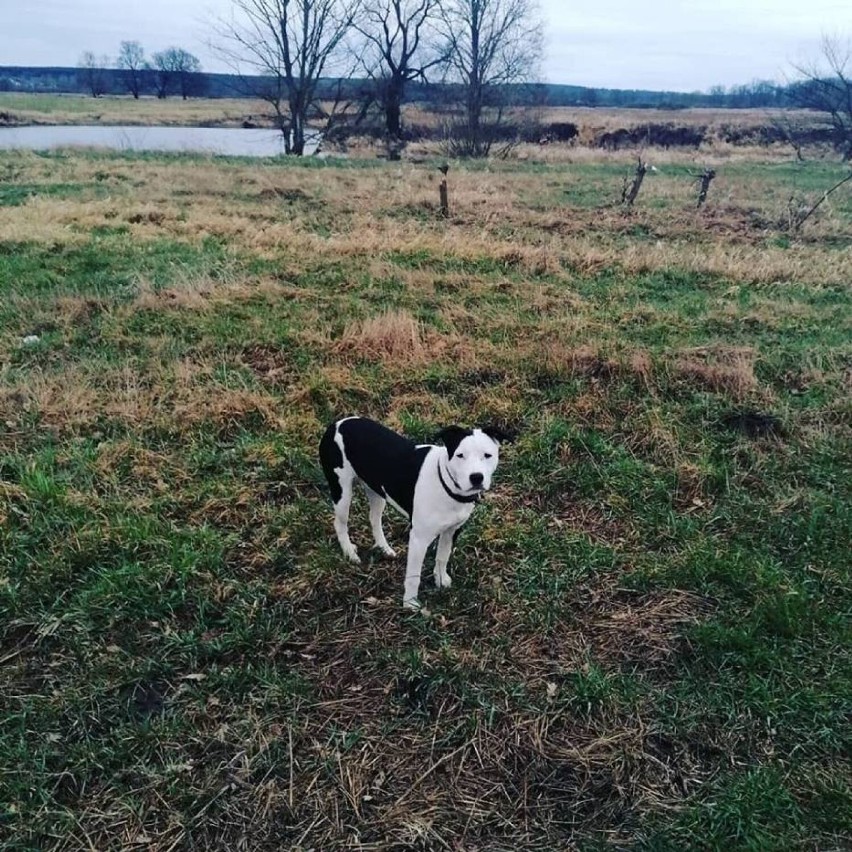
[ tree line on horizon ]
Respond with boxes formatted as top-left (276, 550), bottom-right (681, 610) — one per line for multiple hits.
top-left (0, 63), bottom-right (810, 112)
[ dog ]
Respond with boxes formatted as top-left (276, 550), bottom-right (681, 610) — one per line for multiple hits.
top-left (319, 417), bottom-right (508, 609)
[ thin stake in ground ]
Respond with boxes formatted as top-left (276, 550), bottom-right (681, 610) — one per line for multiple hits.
top-left (694, 168), bottom-right (716, 207)
top-left (439, 163), bottom-right (450, 218)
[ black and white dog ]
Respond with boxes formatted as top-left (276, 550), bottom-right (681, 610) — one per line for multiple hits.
top-left (319, 417), bottom-right (508, 609)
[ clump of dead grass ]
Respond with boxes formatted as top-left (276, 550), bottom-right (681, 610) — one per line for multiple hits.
top-left (543, 342), bottom-right (620, 379)
top-left (172, 387), bottom-right (284, 436)
top-left (386, 391), bottom-right (458, 431)
top-left (336, 310), bottom-right (425, 362)
top-left (536, 341), bottom-right (656, 386)
top-left (94, 440), bottom-right (190, 494)
top-left (583, 589), bottom-right (712, 665)
top-left (625, 408), bottom-right (684, 467)
top-left (133, 279), bottom-right (217, 313)
top-left (332, 309), bottom-right (481, 369)
top-left (238, 344), bottom-right (294, 383)
top-left (0, 367), bottom-right (102, 432)
top-left (674, 462), bottom-right (712, 510)
top-left (672, 345), bottom-right (758, 399)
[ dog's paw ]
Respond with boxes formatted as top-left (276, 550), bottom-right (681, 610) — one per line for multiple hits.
top-left (343, 546), bottom-right (361, 564)
top-left (402, 596), bottom-right (422, 611)
top-left (434, 571), bottom-right (452, 589)
top-left (380, 545), bottom-right (397, 558)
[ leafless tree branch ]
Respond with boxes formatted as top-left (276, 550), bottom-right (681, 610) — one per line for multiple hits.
top-left (789, 35), bottom-right (852, 160)
top-left (352, 0), bottom-right (442, 147)
top-left (435, 0), bottom-right (543, 157)
top-left (214, 0), bottom-right (361, 154)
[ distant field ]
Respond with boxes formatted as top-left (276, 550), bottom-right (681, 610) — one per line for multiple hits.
top-left (0, 140), bottom-right (850, 850)
top-left (0, 92), bottom-right (274, 128)
top-left (0, 92), bottom-right (836, 163)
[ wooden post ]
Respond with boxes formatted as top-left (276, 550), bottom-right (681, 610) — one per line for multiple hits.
top-left (696, 168), bottom-right (716, 207)
top-left (386, 136), bottom-right (403, 161)
top-left (439, 163), bottom-right (449, 218)
top-left (622, 157), bottom-right (647, 208)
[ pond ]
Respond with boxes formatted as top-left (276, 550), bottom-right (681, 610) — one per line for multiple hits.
top-left (0, 125), bottom-right (322, 157)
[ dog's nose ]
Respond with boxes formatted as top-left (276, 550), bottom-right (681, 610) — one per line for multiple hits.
top-left (470, 472), bottom-right (484, 488)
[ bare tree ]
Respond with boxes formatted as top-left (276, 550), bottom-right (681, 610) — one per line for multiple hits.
top-left (215, 0), bottom-right (361, 155)
top-left (172, 49), bottom-right (203, 99)
top-left (117, 41), bottom-right (146, 99)
top-left (77, 51), bottom-right (110, 98)
top-left (436, 0), bottom-right (542, 157)
top-left (152, 48), bottom-right (202, 100)
top-left (790, 36), bottom-right (852, 160)
top-left (151, 50), bottom-right (174, 98)
top-left (355, 0), bottom-right (442, 146)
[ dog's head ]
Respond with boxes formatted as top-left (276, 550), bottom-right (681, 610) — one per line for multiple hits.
top-left (435, 425), bottom-right (513, 495)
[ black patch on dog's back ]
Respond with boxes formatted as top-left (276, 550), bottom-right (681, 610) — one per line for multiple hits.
top-left (337, 418), bottom-right (430, 518)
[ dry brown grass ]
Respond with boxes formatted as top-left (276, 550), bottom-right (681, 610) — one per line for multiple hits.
top-left (335, 309), bottom-right (427, 363)
top-left (532, 341), bottom-right (659, 393)
top-left (332, 309), bottom-right (486, 371)
top-left (3, 150), bottom-right (849, 287)
top-left (623, 409), bottom-right (685, 469)
top-left (129, 574), bottom-right (712, 851)
top-left (556, 588), bottom-right (711, 667)
top-left (0, 93), bottom-right (274, 128)
top-left (672, 346), bottom-right (759, 399)
top-left (0, 352), bottom-right (290, 440)
top-left (539, 342), bottom-right (621, 379)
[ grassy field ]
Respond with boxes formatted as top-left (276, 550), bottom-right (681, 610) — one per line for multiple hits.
top-left (0, 93), bottom-right (274, 129)
top-left (0, 92), bottom-right (810, 129)
top-left (0, 142), bottom-right (850, 850)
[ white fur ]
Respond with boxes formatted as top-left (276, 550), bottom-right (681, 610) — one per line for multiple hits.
top-left (330, 427), bottom-right (500, 609)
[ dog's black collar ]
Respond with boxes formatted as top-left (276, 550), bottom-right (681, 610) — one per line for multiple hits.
top-left (438, 462), bottom-right (481, 504)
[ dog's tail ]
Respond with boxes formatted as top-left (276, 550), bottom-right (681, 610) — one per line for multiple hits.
top-left (319, 421), bottom-right (344, 503)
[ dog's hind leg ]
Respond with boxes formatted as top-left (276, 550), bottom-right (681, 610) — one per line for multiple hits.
top-left (364, 485), bottom-right (396, 558)
top-left (333, 472), bottom-right (360, 563)
top-left (320, 423), bottom-right (360, 563)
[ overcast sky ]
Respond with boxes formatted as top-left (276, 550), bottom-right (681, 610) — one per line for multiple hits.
top-left (0, 0), bottom-right (848, 91)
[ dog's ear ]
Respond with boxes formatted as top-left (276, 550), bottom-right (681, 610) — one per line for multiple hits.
top-left (481, 425), bottom-right (516, 444)
top-left (435, 425), bottom-right (472, 457)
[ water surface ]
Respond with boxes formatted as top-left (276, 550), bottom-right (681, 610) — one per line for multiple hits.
top-left (0, 125), bottom-right (321, 157)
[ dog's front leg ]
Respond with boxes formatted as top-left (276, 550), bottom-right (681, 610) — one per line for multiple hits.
top-left (434, 526), bottom-right (459, 589)
top-left (402, 529), bottom-right (432, 609)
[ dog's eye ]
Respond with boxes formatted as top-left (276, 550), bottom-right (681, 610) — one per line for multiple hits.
top-left (456, 453), bottom-right (464, 459)
top-left (484, 453), bottom-right (492, 459)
